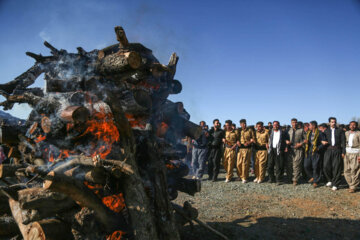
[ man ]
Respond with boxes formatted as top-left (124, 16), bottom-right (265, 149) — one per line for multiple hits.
top-left (286, 118), bottom-right (306, 185)
top-left (207, 119), bottom-right (225, 181)
top-left (344, 121), bottom-right (360, 193)
top-left (222, 120), bottom-right (239, 182)
top-left (303, 122), bottom-right (310, 133)
top-left (304, 121), bottom-right (323, 188)
top-left (236, 119), bottom-right (255, 183)
top-left (268, 121), bottom-right (289, 184)
top-left (254, 121), bottom-right (269, 183)
top-left (268, 122), bottom-right (273, 131)
top-left (191, 121), bottom-right (209, 180)
top-left (322, 117), bottom-right (345, 191)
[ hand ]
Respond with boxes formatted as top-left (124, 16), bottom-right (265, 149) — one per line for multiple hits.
top-left (250, 139), bottom-right (255, 143)
top-left (192, 139), bottom-right (195, 144)
top-left (321, 141), bottom-right (328, 145)
top-left (236, 141), bottom-right (240, 146)
top-left (341, 154), bottom-right (345, 159)
top-left (231, 144), bottom-right (237, 150)
top-left (286, 140), bottom-right (291, 145)
top-left (222, 138), bottom-right (226, 143)
top-left (244, 142), bottom-right (249, 147)
top-left (266, 144), bottom-right (269, 150)
top-left (304, 139), bottom-right (308, 144)
top-left (357, 157), bottom-right (360, 163)
top-left (285, 148), bottom-right (288, 153)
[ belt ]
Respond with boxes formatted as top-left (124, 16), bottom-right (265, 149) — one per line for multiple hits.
top-left (346, 148), bottom-right (360, 154)
top-left (239, 144), bottom-right (251, 149)
top-left (225, 144), bottom-right (234, 148)
top-left (256, 146), bottom-right (267, 151)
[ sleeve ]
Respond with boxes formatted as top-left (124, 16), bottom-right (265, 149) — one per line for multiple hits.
top-left (341, 130), bottom-right (346, 154)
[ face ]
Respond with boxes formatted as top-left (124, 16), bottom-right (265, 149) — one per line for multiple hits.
top-left (291, 120), bottom-right (297, 129)
top-left (273, 122), bottom-right (279, 130)
top-left (225, 123), bottom-right (231, 131)
top-left (213, 120), bottom-right (220, 129)
top-left (240, 122), bottom-right (246, 129)
top-left (329, 119), bottom-right (336, 128)
top-left (256, 124), bottom-right (263, 132)
top-left (319, 126), bottom-right (324, 132)
top-left (304, 124), bottom-right (309, 132)
top-left (309, 123), bottom-right (315, 131)
top-left (350, 122), bottom-right (356, 131)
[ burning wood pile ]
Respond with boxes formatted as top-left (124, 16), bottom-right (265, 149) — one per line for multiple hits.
top-left (0, 26), bottom-right (202, 240)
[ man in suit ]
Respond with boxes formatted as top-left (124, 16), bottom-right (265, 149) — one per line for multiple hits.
top-left (321, 117), bottom-right (346, 191)
top-left (344, 121), bottom-right (360, 193)
top-left (267, 121), bottom-right (289, 185)
top-left (207, 119), bottom-right (225, 182)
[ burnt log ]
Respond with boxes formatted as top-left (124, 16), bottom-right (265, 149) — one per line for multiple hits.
top-left (96, 51), bottom-right (142, 75)
top-left (29, 219), bottom-right (74, 240)
top-left (0, 164), bottom-right (23, 179)
top-left (43, 171), bottom-right (129, 233)
top-left (0, 216), bottom-right (20, 237)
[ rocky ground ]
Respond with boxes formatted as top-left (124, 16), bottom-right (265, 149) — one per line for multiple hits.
top-left (174, 170), bottom-right (360, 240)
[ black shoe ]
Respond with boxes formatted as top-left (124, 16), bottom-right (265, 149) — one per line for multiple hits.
top-left (276, 181), bottom-right (284, 186)
top-left (267, 179), bottom-right (275, 183)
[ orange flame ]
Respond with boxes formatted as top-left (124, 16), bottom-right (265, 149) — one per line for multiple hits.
top-left (81, 112), bottom-right (120, 159)
top-left (106, 231), bottom-right (124, 240)
top-left (35, 134), bottom-right (46, 143)
top-left (125, 114), bottom-right (147, 129)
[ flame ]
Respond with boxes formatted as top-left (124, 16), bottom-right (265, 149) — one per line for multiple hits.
top-left (83, 181), bottom-right (103, 196)
top-left (35, 134), bottom-right (46, 143)
top-left (106, 231), bottom-right (124, 240)
top-left (81, 112), bottom-right (120, 159)
top-left (124, 114), bottom-right (147, 129)
top-left (102, 193), bottom-right (125, 213)
top-left (156, 122), bottom-right (169, 138)
top-left (165, 163), bottom-right (175, 170)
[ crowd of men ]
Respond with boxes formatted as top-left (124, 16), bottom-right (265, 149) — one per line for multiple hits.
top-left (187, 117), bottom-right (360, 193)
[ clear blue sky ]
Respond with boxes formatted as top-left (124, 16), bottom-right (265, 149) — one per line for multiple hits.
top-left (1, 0), bottom-right (360, 126)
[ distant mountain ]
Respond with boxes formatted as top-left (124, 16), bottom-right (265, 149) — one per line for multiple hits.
top-left (0, 110), bottom-right (25, 125)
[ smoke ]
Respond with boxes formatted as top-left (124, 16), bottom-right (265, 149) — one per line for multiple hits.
top-left (39, 29), bottom-right (51, 42)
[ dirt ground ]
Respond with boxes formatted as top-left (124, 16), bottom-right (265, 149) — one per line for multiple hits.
top-left (174, 171), bottom-right (360, 240)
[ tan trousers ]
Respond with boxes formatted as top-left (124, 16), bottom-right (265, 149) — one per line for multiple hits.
top-left (223, 147), bottom-right (236, 180)
top-left (288, 148), bottom-right (304, 182)
top-left (344, 153), bottom-right (360, 190)
top-left (255, 150), bottom-right (268, 181)
top-left (237, 148), bottom-right (251, 180)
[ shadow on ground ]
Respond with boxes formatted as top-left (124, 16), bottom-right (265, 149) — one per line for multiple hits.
top-left (179, 216), bottom-right (360, 240)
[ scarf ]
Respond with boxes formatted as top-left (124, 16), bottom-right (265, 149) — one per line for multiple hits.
top-left (305, 128), bottom-right (319, 157)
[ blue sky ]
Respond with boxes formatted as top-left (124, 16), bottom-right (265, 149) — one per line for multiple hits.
top-left (1, 0), bottom-right (360, 126)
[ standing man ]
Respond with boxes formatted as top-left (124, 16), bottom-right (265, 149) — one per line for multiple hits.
top-left (191, 121), bottom-right (209, 180)
top-left (322, 117), bottom-right (345, 191)
top-left (207, 119), bottom-right (225, 181)
top-left (344, 121), bottom-right (360, 193)
top-left (237, 119), bottom-right (255, 183)
top-left (254, 121), bottom-right (269, 183)
top-left (222, 120), bottom-right (239, 182)
top-left (286, 118), bottom-right (306, 186)
top-left (268, 121), bottom-right (289, 185)
top-left (304, 121), bottom-right (323, 188)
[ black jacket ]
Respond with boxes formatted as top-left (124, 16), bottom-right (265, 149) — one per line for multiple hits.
top-left (323, 128), bottom-right (345, 154)
top-left (208, 127), bottom-right (225, 148)
top-left (268, 129), bottom-right (289, 153)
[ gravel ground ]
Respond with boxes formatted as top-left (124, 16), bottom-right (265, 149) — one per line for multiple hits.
top-left (174, 170), bottom-right (360, 240)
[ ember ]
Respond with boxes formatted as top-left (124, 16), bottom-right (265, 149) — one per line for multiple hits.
top-left (0, 26), bottom-right (202, 240)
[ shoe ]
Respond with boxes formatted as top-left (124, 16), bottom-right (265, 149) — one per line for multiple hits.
top-left (276, 182), bottom-right (283, 186)
top-left (313, 183), bottom-right (318, 188)
top-left (253, 178), bottom-right (258, 183)
top-left (293, 181), bottom-right (298, 186)
top-left (326, 182), bottom-right (332, 187)
top-left (242, 179), bottom-right (248, 184)
top-left (331, 186), bottom-right (338, 191)
top-left (225, 179), bottom-right (230, 183)
top-left (308, 178), bottom-right (314, 183)
top-left (267, 179), bottom-right (275, 183)
top-left (192, 176), bottom-right (196, 179)
top-left (257, 180), bottom-right (263, 184)
top-left (348, 189), bottom-right (355, 193)
top-left (212, 177), bottom-right (218, 182)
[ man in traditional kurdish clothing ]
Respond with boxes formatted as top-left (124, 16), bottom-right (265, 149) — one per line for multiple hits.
top-left (254, 121), bottom-right (269, 183)
top-left (322, 117), bottom-right (345, 191)
top-left (344, 121), bottom-right (360, 193)
top-left (222, 120), bottom-right (239, 182)
top-left (286, 118), bottom-right (306, 186)
top-left (236, 119), bottom-right (255, 183)
top-left (304, 121), bottom-right (324, 188)
top-left (268, 121), bottom-right (289, 185)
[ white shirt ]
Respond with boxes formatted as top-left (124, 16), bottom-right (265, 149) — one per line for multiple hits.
top-left (273, 130), bottom-right (281, 148)
top-left (331, 128), bottom-right (335, 146)
top-left (349, 132), bottom-right (354, 148)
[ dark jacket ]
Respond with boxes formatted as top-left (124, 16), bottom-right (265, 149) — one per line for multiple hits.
top-left (268, 129), bottom-right (289, 155)
top-left (323, 128), bottom-right (346, 154)
top-left (208, 127), bottom-right (225, 149)
top-left (305, 130), bottom-right (325, 154)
